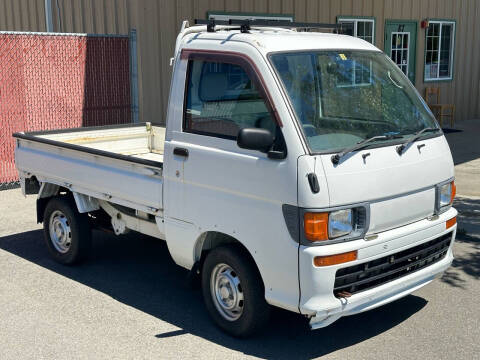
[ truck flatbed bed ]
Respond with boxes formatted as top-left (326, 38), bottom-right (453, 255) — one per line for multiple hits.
top-left (14, 123), bottom-right (165, 168)
top-left (14, 123), bottom-right (165, 213)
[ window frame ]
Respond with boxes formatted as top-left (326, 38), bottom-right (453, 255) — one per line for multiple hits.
top-left (337, 16), bottom-right (376, 45)
top-left (181, 50), bottom-right (281, 141)
top-left (336, 17), bottom-right (376, 87)
top-left (423, 19), bottom-right (456, 82)
top-left (390, 31), bottom-right (411, 77)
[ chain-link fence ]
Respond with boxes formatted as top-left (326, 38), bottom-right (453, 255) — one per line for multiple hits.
top-left (0, 32), bottom-right (132, 190)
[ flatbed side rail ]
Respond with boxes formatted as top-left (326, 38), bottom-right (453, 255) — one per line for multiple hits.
top-left (13, 122), bottom-right (163, 169)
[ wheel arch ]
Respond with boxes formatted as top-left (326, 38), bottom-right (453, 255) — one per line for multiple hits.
top-left (35, 183), bottom-right (101, 223)
top-left (194, 231), bottom-right (265, 287)
top-left (36, 183), bottom-right (61, 223)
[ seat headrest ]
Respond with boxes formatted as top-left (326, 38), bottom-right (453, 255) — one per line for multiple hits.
top-left (199, 72), bottom-right (228, 102)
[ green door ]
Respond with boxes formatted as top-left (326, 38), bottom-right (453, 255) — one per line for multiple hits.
top-left (384, 20), bottom-right (417, 83)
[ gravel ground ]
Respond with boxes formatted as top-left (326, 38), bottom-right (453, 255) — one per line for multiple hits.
top-left (0, 188), bottom-right (479, 360)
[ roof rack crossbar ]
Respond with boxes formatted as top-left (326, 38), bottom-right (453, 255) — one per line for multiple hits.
top-left (194, 19), bottom-right (353, 33)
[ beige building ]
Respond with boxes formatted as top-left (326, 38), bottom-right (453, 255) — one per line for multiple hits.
top-left (1, 0), bottom-right (479, 125)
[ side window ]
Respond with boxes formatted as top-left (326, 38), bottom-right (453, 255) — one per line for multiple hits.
top-left (184, 59), bottom-right (277, 139)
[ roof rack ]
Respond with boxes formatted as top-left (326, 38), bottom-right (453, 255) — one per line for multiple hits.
top-left (194, 18), bottom-right (353, 34)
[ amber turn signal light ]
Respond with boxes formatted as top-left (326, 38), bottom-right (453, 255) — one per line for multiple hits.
top-left (446, 216), bottom-right (456, 229)
top-left (304, 212), bottom-right (328, 241)
top-left (450, 181), bottom-right (456, 204)
top-left (314, 251), bottom-right (358, 267)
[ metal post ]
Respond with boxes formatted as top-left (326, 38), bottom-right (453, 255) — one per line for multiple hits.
top-left (44, 0), bottom-right (53, 32)
top-left (129, 29), bottom-right (139, 123)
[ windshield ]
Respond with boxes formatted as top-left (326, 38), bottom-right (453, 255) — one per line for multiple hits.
top-left (270, 51), bottom-right (439, 153)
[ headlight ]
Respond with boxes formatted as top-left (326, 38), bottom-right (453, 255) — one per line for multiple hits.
top-left (303, 206), bottom-right (368, 244)
top-left (436, 180), bottom-right (456, 213)
top-left (439, 182), bottom-right (453, 206)
top-left (329, 209), bottom-right (353, 239)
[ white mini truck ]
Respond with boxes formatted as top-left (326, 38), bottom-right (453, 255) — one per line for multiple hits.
top-left (14, 20), bottom-right (457, 337)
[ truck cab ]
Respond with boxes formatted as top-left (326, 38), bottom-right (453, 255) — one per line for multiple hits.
top-left (164, 20), bottom-right (456, 329)
top-left (14, 20), bottom-right (457, 337)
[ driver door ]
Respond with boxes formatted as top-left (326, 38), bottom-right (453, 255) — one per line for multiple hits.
top-left (162, 49), bottom-right (299, 307)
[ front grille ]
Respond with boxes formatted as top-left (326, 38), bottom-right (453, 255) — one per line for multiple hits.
top-left (334, 233), bottom-right (452, 297)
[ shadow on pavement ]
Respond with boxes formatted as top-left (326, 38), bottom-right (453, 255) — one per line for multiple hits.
top-left (444, 120), bottom-right (480, 165)
top-left (441, 197), bottom-right (480, 288)
top-left (0, 228), bottom-right (430, 359)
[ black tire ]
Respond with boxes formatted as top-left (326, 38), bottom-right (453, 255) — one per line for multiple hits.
top-left (201, 245), bottom-right (270, 337)
top-left (43, 196), bottom-right (92, 265)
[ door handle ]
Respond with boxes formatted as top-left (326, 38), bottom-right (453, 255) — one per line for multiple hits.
top-left (173, 147), bottom-right (189, 158)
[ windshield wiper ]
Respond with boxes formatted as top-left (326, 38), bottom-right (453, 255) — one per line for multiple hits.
top-left (396, 127), bottom-right (440, 155)
top-left (331, 134), bottom-right (402, 165)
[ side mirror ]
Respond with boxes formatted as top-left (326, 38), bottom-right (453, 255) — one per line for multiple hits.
top-left (237, 128), bottom-right (274, 153)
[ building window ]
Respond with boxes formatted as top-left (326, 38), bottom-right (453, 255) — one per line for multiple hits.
top-left (336, 18), bottom-right (375, 87)
top-left (425, 20), bottom-right (455, 81)
top-left (337, 17), bottom-right (375, 44)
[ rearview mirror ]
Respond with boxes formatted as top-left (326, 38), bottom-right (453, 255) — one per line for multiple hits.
top-left (237, 128), bottom-right (274, 153)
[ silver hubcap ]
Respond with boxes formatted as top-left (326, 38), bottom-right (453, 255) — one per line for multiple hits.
top-left (49, 210), bottom-right (72, 254)
top-left (210, 263), bottom-right (244, 321)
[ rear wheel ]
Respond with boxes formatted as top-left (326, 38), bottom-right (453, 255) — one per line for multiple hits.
top-left (43, 197), bottom-right (92, 265)
top-left (201, 245), bottom-right (270, 337)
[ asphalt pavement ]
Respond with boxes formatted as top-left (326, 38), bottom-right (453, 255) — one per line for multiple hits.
top-left (0, 187), bottom-right (479, 359)
top-left (444, 119), bottom-right (480, 198)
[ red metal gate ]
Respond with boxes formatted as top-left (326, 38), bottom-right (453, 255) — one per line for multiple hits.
top-left (0, 32), bottom-right (131, 189)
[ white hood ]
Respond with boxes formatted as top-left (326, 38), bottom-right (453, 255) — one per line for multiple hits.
top-left (298, 135), bottom-right (454, 234)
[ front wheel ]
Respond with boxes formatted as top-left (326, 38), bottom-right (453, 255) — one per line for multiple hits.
top-left (43, 196), bottom-right (92, 265)
top-left (201, 245), bottom-right (270, 337)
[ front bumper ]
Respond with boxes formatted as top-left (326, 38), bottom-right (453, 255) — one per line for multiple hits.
top-left (298, 207), bottom-right (457, 329)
